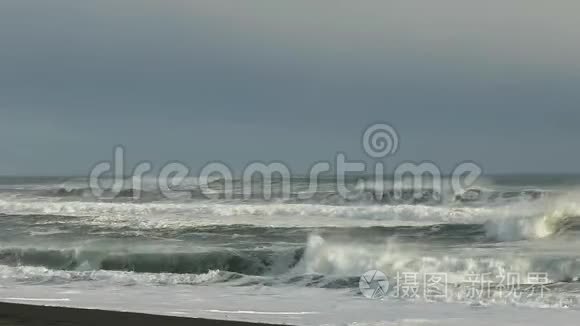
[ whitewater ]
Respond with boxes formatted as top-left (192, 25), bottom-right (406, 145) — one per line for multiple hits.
top-left (1, 175), bottom-right (580, 325)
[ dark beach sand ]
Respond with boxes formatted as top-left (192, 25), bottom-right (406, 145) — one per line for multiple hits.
top-left (0, 302), bottom-right (286, 326)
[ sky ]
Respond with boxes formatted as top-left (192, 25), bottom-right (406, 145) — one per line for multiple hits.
top-left (1, 0), bottom-right (579, 176)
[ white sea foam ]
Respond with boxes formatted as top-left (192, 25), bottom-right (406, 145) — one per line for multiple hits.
top-left (0, 196), bottom-right (491, 228)
top-left (0, 264), bottom-right (222, 286)
top-left (298, 234), bottom-right (579, 282)
top-left (483, 196), bottom-right (580, 241)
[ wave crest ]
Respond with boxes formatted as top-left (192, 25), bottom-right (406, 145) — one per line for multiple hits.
top-left (298, 235), bottom-right (580, 283)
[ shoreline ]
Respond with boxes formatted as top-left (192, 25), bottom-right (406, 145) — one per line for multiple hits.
top-left (0, 302), bottom-right (286, 326)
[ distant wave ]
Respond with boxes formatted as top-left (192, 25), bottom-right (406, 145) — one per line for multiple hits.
top-left (28, 185), bottom-right (550, 207)
top-left (0, 199), bottom-right (486, 227)
top-left (39, 188), bottom-right (170, 202)
top-left (484, 211), bottom-right (580, 241)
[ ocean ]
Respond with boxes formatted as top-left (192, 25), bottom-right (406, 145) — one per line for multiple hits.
top-left (1, 175), bottom-right (580, 325)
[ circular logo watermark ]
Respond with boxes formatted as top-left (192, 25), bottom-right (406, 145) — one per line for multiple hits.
top-left (362, 123), bottom-right (399, 158)
top-left (359, 270), bottom-right (390, 299)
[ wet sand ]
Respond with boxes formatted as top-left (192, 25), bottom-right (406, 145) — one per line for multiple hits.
top-left (0, 302), bottom-right (285, 326)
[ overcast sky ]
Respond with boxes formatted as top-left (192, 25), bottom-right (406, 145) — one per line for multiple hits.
top-left (1, 0), bottom-right (579, 175)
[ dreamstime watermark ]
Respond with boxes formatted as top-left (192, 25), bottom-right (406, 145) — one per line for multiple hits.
top-left (88, 123), bottom-right (483, 201)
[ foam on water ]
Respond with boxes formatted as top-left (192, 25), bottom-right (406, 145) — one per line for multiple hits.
top-left (0, 197), bottom-right (491, 228)
top-left (2, 177), bottom-right (580, 324)
top-left (0, 264), bottom-right (222, 286)
top-left (299, 234), bottom-right (580, 283)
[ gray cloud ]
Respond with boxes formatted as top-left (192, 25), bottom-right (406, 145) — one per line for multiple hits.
top-left (1, 1), bottom-right (579, 175)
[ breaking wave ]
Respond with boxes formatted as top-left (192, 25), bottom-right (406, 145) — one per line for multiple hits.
top-left (0, 247), bottom-right (303, 276)
top-left (299, 234), bottom-right (580, 283)
top-left (0, 264), bottom-right (224, 286)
